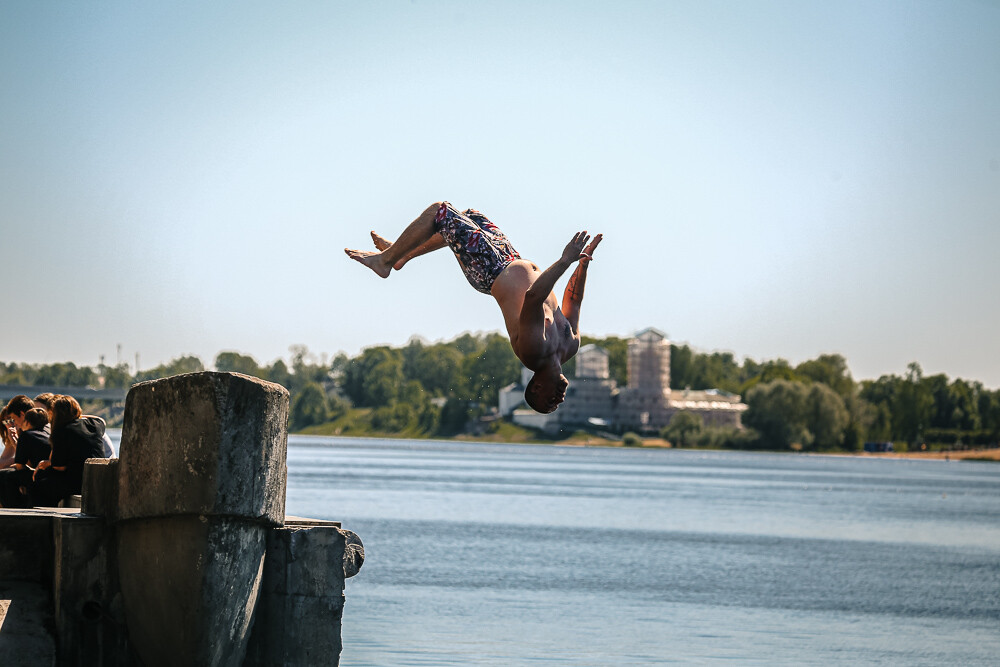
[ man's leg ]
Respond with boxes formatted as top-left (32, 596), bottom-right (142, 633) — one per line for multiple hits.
top-left (370, 231), bottom-right (447, 270)
top-left (345, 202), bottom-right (445, 278)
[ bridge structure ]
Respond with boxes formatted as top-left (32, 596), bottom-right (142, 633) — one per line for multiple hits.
top-left (0, 384), bottom-right (128, 404)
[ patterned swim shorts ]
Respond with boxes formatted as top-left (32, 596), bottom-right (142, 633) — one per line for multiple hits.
top-left (434, 202), bottom-right (521, 294)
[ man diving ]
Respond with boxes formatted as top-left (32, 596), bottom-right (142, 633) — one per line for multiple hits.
top-left (345, 201), bottom-right (602, 414)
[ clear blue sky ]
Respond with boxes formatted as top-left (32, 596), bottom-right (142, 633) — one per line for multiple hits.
top-left (2, 0), bottom-right (998, 387)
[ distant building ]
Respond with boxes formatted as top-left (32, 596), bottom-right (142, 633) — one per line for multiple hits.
top-left (555, 344), bottom-right (617, 427)
top-left (617, 328), bottom-right (673, 430)
top-left (499, 327), bottom-right (747, 434)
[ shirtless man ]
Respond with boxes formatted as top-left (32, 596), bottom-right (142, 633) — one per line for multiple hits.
top-left (345, 201), bottom-right (602, 414)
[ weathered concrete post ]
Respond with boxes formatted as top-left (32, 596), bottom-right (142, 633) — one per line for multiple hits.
top-left (115, 372), bottom-right (288, 667)
top-left (245, 523), bottom-right (363, 665)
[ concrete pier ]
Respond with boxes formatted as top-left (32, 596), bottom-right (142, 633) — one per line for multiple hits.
top-left (0, 372), bottom-right (364, 666)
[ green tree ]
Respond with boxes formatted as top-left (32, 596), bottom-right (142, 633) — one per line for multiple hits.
top-left (796, 354), bottom-right (855, 398)
top-left (99, 363), bottom-right (133, 389)
top-left (925, 373), bottom-right (953, 429)
top-left (370, 402), bottom-right (416, 432)
top-left (842, 394), bottom-right (878, 451)
top-left (0, 362), bottom-right (28, 385)
top-left (947, 379), bottom-right (981, 431)
top-left (803, 383), bottom-right (849, 450)
top-left (437, 398), bottom-right (474, 435)
top-left (661, 411), bottom-right (703, 447)
top-left (670, 345), bottom-right (744, 393)
top-left (405, 343), bottom-right (464, 396)
top-left (670, 344), bottom-right (695, 389)
top-left (622, 432), bottom-right (643, 447)
top-left (289, 345), bottom-right (329, 393)
top-left (742, 380), bottom-right (810, 450)
top-left (893, 363), bottom-right (933, 444)
top-left (291, 381), bottom-right (329, 430)
top-left (978, 389), bottom-right (1000, 437)
top-left (740, 359), bottom-right (801, 395)
top-left (451, 333), bottom-right (482, 356)
top-left (265, 359), bottom-right (292, 388)
top-left (342, 347), bottom-right (405, 407)
top-left (34, 362), bottom-right (97, 387)
top-left (463, 333), bottom-right (520, 404)
top-left (215, 351), bottom-right (261, 377)
top-left (135, 356), bottom-right (205, 383)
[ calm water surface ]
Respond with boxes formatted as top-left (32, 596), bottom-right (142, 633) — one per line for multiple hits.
top-left (285, 437), bottom-right (999, 665)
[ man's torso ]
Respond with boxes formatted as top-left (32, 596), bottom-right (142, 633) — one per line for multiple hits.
top-left (491, 260), bottom-right (577, 368)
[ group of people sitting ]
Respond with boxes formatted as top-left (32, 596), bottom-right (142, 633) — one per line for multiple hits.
top-left (0, 393), bottom-right (115, 509)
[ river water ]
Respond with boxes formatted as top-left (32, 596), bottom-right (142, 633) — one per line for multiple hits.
top-left (282, 436), bottom-right (1000, 665)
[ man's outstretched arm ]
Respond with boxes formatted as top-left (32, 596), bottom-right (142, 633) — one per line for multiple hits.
top-left (562, 233), bottom-right (602, 333)
top-left (516, 232), bottom-right (592, 361)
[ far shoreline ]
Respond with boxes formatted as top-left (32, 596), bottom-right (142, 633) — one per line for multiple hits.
top-left (111, 426), bottom-right (999, 462)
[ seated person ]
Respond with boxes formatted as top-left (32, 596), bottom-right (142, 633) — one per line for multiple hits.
top-left (35, 393), bottom-right (115, 458)
top-left (0, 407), bottom-right (16, 470)
top-left (31, 393), bottom-right (55, 434)
top-left (1, 395), bottom-right (36, 472)
top-left (30, 395), bottom-right (106, 507)
top-left (0, 408), bottom-right (51, 508)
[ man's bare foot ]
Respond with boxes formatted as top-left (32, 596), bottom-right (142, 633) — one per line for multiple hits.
top-left (370, 232), bottom-right (406, 270)
top-left (371, 231), bottom-right (392, 251)
top-left (344, 248), bottom-right (392, 278)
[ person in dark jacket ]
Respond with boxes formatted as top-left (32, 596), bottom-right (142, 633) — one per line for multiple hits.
top-left (34, 392), bottom-right (114, 457)
top-left (0, 408), bottom-right (51, 508)
top-left (30, 395), bottom-right (106, 507)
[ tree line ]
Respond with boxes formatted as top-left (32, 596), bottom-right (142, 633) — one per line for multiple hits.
top-left (3, 334), bottom-right (999, 451)
top-left (662, 345), bottom-right (1000, 452)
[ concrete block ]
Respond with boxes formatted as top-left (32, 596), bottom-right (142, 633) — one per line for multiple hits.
top-left (0, 511), bottom-right (55, 583)
top-left (118, 516), bottom-right (266, 667)
top-left (245, 524), bottom-right (363, 666)
top-left (82, 458), bottom-right (119, 520)
top-left (52, 512), bottom-right (126, 666)
top-left (117, 372), bottom-right (289, 525)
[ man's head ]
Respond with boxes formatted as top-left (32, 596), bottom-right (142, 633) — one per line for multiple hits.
top-left (33, 393), bottom-right (56, 411)
top-left (4, 395), bottom-right (35, 430)
top-left (524, 365), bottom-right (569, 414)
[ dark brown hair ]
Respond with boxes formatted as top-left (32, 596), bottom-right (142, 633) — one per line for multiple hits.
top-left (50, 395), bottom-right (83, 432)
top-left (0, 407), bottom-right (13, 448)
top-left (524, 375), bottom-right (559, 414)
top-left (4, 395), bottom-right (34, 417)
top-left (24, 407), bottom-right (49, 430)
top-left (33, 393), bottom-right (56, 409)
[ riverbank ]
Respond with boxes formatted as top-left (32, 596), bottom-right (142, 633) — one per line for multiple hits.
top-left (297, 421), bottom-right (1000, 460)
top-left (855, 448), bottom-right (1000, 462)
top-left (544, 437), bottom-right (1000, 461)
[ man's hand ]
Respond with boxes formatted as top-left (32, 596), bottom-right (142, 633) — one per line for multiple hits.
top-left (560, 231), bottom-right (592, 265)
top-left (33, 459), bottom-right (50, 481)
top-left (561, 232), bottom-right (602, 334)
top-left (579, 233), bottom-right (602, 265)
